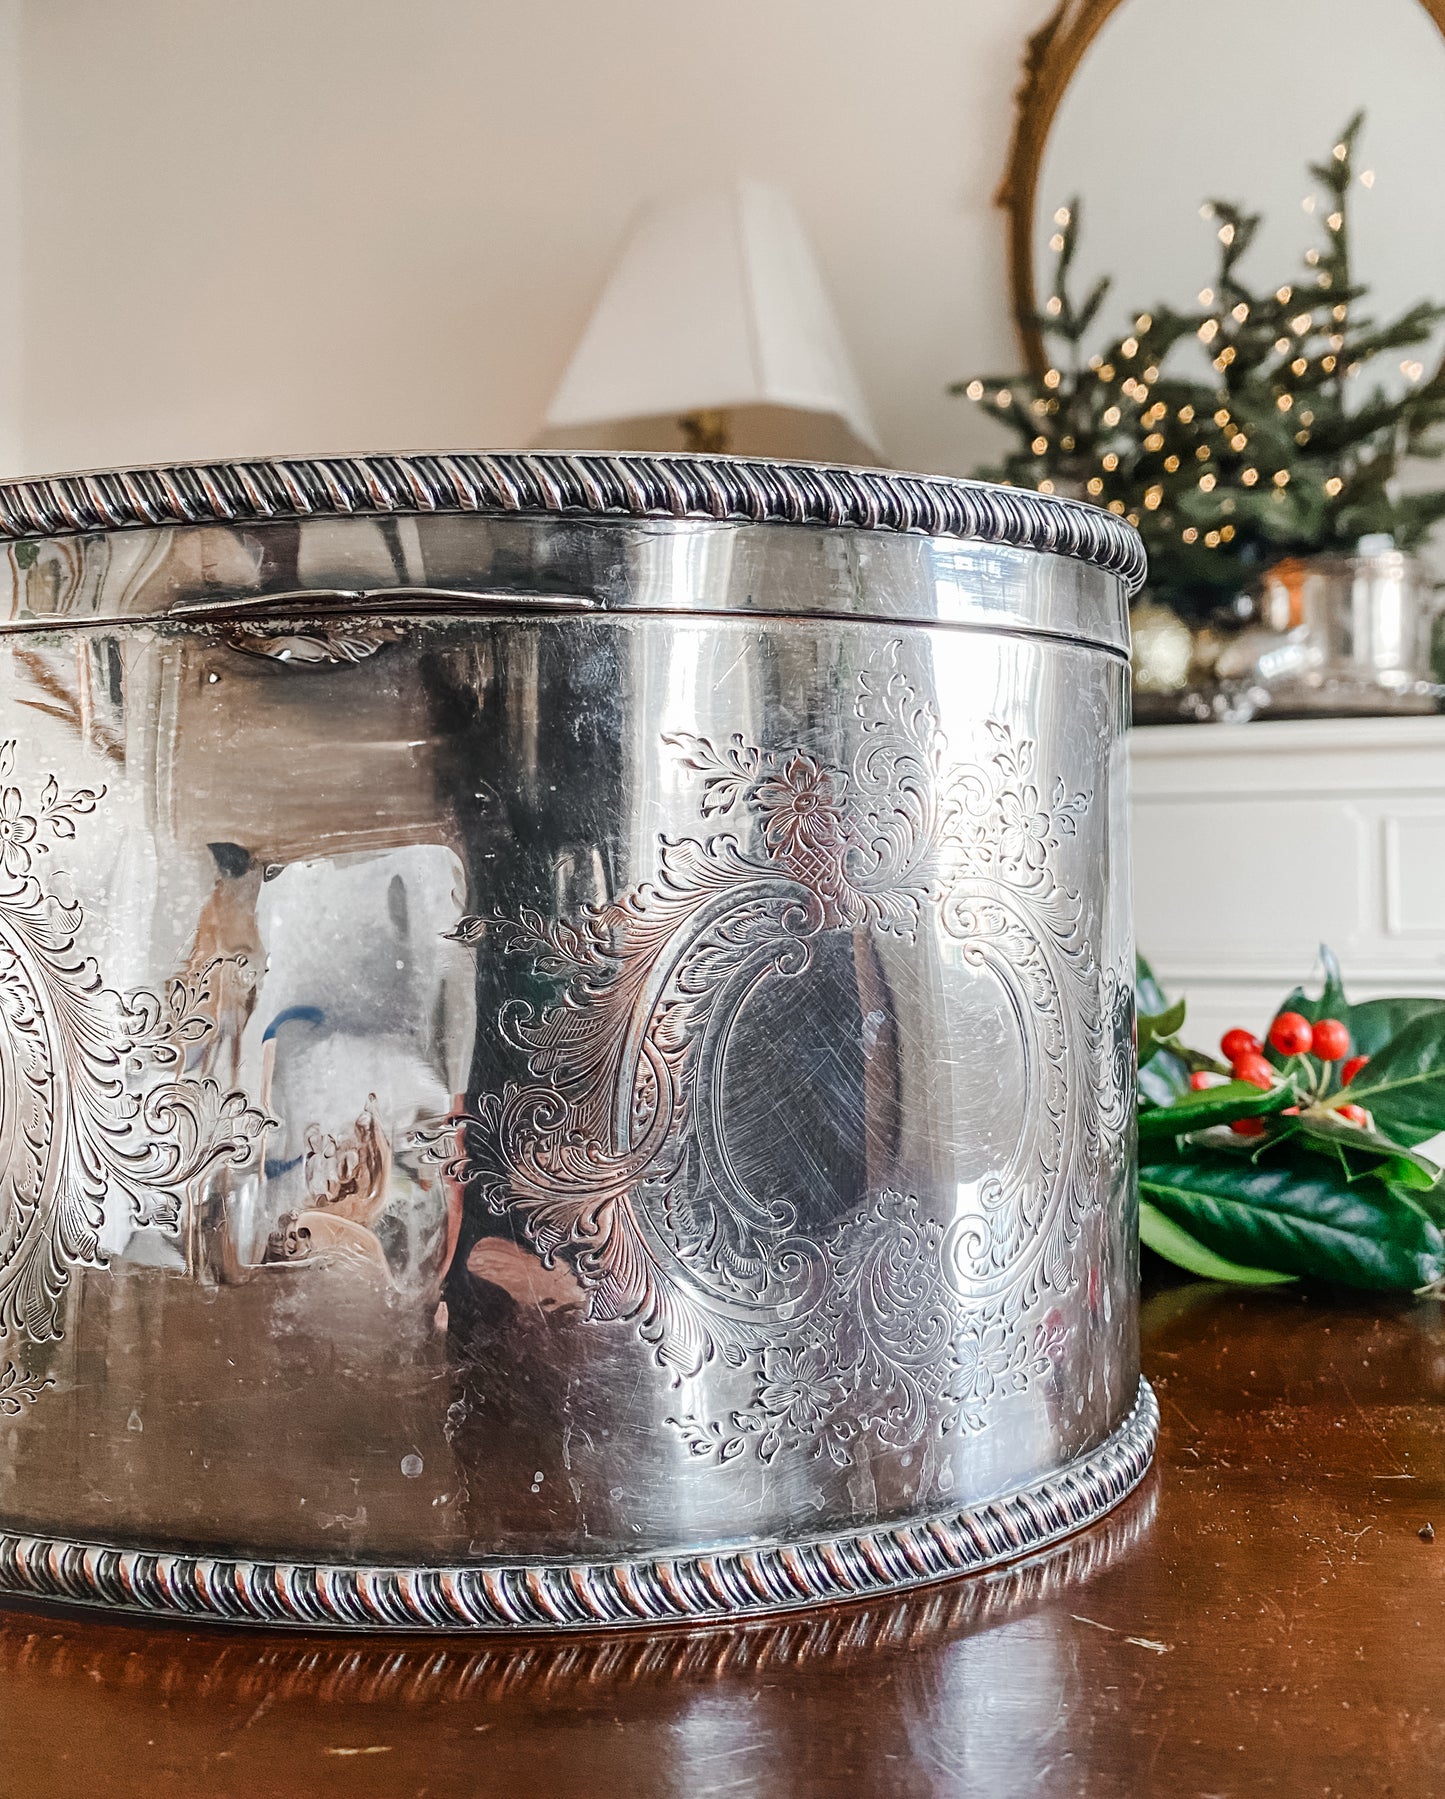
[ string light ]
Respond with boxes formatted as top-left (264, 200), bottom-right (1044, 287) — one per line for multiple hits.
top-left (1321, 354), bottom-right (1337, 372)
top-left (1274, 336), bottom-right (1291, 353)
top-left (1050, 233), bottom-right (1065, 252)
top-left (1182, 526), bottom-right (1199, 542)
top-left (1273, 470), bottom-right (1290, 487)
top-left (1361, 169), bottom-right (1376, 188)
top-left (1043, 367), bottom-right (1062, 388)
top-left (1230, 433), bottom-right (1248, 450)
top-left (1402, 360), bottom-right (1425, 381)
top-left (1198, 319), bottom-right (1219, 343)
top-left (1300, 409), bottom-right (1314, 425)
top-left (1320, 272), bottom-right (1333, 288)
top-left (1199, 472), bottom-right (1217, 492)
top-left (1295, 428), bottom-right (1311, 444)
top-left (1054, 205), bottom-right (1071, 225)
top-left (1143, 364), bottom-right (1160, 382)
top-left (1102, 452), bottom-right (1120, 471)
top-left (965, 381), bottom-right (984, 401)
top-left (1126, 511), bottom-right (1141, 527)
top-left (1046, 295), bottom-right (1063, 316)
top-left (1135, 313), bottom-right (1153, 331)
top-left (1144, 432), bottom-right (1165, 451)
top-left (1220, 524), bottom-right (1236, 542)
top-left (1097, 363), bottom-right (1116, 382)
top-left (1179, 404), bottom-right (1195, 423)
top-left (1277, 393), bottom-right (1294, 411)
top-left (1276, 285), bottom-right (1293, 303)
top-left (1205, 530), bottom-right (1221, 547)
top-left (1327, 211), bottom-right (1343, 232)
top-left (1214, 347), bottom-right (1236, 369)
top-left (1303, 196), bottom-right (1317, 214)
top-left (1038, 479), bottom-right (1055, 494)
top-left (1121, 336), bottom-right (1139, 358)
top-left (1231, 302), bottom-right (1249, 322)
top-left (1305, 248), bottom-right (1321, 265)
top-left (1087, 477), bottom-right (1104, 496)
top-left (1291, 357), bottom-right (1308, 376)
top-left (1164, 454), bottom-right (1181, 472)
top-left (1290, 313), bottom-right (1312, 333)
top-left (1325, 476), bottom-right (1344, 495)
top-left (1198, 287), bottom-right (1215, 306)
top-left (1107, 499), bottom-right (1125, 515)
top-left (1088, 354), bottom-right (1103, 371)
top-left (1333, 141), bottom-right (1348, 160)
top-left (1241, 468), bottom-right (1259, 486)
top-left (996, 388), bottom-right (1013, 405)
top-left (1332, 304), bottom-right (1348, 322)
top-left (1102, 406), bottom-right (1121, 426)
top-left (1218, 223), bottom-right (1236, 246)
top-left (1032, 435), bottom-right (1049, 455)
top-left (1195, 445), bottom-right (1211, 461)
top-left (1213, 409), bottom-right (1231, 426)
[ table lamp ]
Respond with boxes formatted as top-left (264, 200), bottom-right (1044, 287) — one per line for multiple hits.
top-left (539, 179), bottom-right (882, 464)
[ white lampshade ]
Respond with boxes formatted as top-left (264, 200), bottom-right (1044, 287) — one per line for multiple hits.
top-left (540, 180), bottom-right (882, 463)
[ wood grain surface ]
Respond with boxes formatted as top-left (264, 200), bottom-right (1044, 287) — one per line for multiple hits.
top-left (3, 1272), bottom-right (1443, 1798)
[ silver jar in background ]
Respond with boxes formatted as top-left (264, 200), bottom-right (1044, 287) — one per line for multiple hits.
top-left (0, 452), bottom-right (1152, 1631)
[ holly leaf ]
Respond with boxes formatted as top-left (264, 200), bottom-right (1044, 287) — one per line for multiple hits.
top-left (1136, 953), bottom-right (1189, 1101)
top-left (1137, 1078), bottom-right (1296, 1142)
top-left (1137, 996), bottom-right (1187, 1067)
top-left (1344, 1010), bottom-right (1445, 1146)
top-left (1139, 1200), bottom-right (1295, 1285)
top-left (1139, 1153), bottom-right (1445, 1290)
top-left (1337, 997), bottom-right (1445, 1060)
top-left (1273, 1109), bottom-right (1442, 1191)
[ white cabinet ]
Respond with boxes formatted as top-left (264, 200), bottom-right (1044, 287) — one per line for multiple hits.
top-left (1130, 715), bottom-right (1445, 1051)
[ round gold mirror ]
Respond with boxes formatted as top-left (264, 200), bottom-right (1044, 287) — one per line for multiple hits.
top-left (1000, 0), bottom-right (1445, 372)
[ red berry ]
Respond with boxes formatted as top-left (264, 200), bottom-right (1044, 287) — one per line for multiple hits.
top-left (1341, 1055), bottom-right (1369, 1087)
top-left (1189, 1071), bottom-right (1213, 1090)
top-left (1231, 1116), bottom-right (1267, 1137)
top-left (1232, 1053), bottom-right (1275, 1091)
top-left (1311, 1018), bottom-right (1350, 1061)
top-left (1268, 1012), bottom-right (1314, 1057)
top-left (1337, 1103), bottom-right (1368, 1128)
top-left (1221, 1028), bottom-right (1261, 1063)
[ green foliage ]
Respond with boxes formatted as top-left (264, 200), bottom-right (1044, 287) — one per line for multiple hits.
top-left (955, 115), bottom-right (1445, 621)
top-left (1137, 947), bottom-right (1445, 1291)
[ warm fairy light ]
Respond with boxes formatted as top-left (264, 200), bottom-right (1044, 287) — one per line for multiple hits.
top-left (1218, 223), bottom-right (1236, 246)
top-left (1143, 402), bottom-right (1166, 425)
top-left (1290, 313), bottom-right (1312, 333)
top-left (1054, 205), bottom-right (1071, 225)
top-left (1241, 468), bottom-right (1259, 486)
top-left (1135, 313), bottom-right (1153, 331)
top-left (1303, 195), bottom-right (1317, 214)
top-left (1277, 393), bottom-right (1294, 411)
top-left (1402, 359), bottom-right (1425, 381)
top-left (1305, 248), bottom-right (1320, 265)
top-left (1198, 287), bottom-right (1215, 306)
top-left (1291, 357), bottom-right (1308, 376)
top-left (1088, 353), bottom-right (1103, 370)
top-left (1126, 511), bottom-right (1141, 526)
top-left (1230, 433), bottom-right (1248, 450)
top-left (1164, 454), bottom-right (1180, 472)
top-left (1143, 364), bottom-right (1160, 382)
top-left (1050, 233), bottom-right (1065, 253)
top-left (1328, 333), bottom-right (1344, 351)
top-left (1043, 367), bottom-right (1062, 388)
top-left (1102, 405), bottom-right (1121, 426)
top-left (1179, 404), bottom-right (1195, 423)
top-left (1273, 470), bottom-right (1290, 486)
top-left (1038, 479), bottom-right (1055, 494)
top-left (1231, 302), bottom-right (1249, 322)
top-left (1199, 472), bottom-right (1217, 492)
top-left (1032, 435), bottom-right (1049, 455)
top-left (1300, 408), bottom-right (1314, 425)
top-left (1345, 361), bottom-right (1360, 377)
top-left (1361, 169), bottom-right (1376, 188)
top-left (1121, 336), bottom-right (1139, 358)
top-left (1274, 336), bottom-right (1291, 353)
top-left (1102, 452), bottom-right (1120, 471)
top-left (1032, 396), bottom-right (1051, 415)
top-left (1199, 204), bottom-right (1214, 219)
top-left (1213, 408), bottom-right (1231, 426)
top-left (1195, 445), bottom-right (1211, 461)
top-left (996, 388), bottom-right (1013, 405)
top-left (1327, 211), bottom-right (1343, 232)
top-left (1332, 304), bottom-right (1347, 322)
top-left (1087, 476), bottom-right (1104, 495)
top-left (965, 380), bottom-right (984, 400)
top-left (1220, 524), bottom-right (1236, 541)
top-left (1324, 476), bottom-right (1343, 496)
top-left (1205, 530), bottom-right (1221, 547)
top-left (1333, 141), bottom-right (1348, 160)
top-left (1295, 428), bottom-right (1311, 444)
top-left (1276, 285), bottom-right (1293, 303)
top-left (1046, 295), bottom-right (1063, 316)
top-left (1144, 485), bottom-right (1163, 509)
top-left (1182, 526), bottom-right (1199, 542)
top-left (1321, 354), bottom-right (1337, 372)
top-left (1214, 347), bottom-right (1236, 368)
top-left (1145, 432), bottom-right (1165, 451)
top-left (1198, 319), bottom-right (1219, 343)
top-left (1098, 363), bottom-right (1116, 381)
top-left (1107, 498), bottom-right (1125, 515)
top-left (1061, 434), bottom-right (1075, 451)
top-left (1320, 272), bottom-right (1333, 288)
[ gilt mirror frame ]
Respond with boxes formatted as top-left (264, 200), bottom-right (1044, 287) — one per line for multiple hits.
top-left (997, 0), bottom-right (1445, 373)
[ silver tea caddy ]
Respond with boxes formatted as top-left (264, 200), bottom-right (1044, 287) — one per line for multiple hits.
top-left (0, 452), bottom-right (1153, 1630)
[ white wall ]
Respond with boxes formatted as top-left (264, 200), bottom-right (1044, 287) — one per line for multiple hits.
top-left (0, 0), bottom-right (20, 474)
top-left (13, 0), bottom-right (1044, 480)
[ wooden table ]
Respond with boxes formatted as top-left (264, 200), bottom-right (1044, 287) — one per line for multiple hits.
top-left (4, 1273), bottom-right (1444, 1797)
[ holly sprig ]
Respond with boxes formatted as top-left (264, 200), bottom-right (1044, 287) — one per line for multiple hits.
top-left (1137, 947), bottom-right (1445, 1290)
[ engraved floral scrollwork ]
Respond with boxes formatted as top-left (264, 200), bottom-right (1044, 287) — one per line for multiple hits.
top-left (0, 741), bottom-right (274, 1366)
top-left (433, 657), bottom-right (1112, 1463)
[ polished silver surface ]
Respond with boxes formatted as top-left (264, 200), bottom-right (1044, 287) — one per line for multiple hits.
top-left (0, 453), bottom-right (1143, 1631)
top-left (1244, 548), bottom-right (1444, 716)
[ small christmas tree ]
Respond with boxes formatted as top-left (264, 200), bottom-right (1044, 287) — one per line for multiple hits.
top-left (954, 115), bottom-right (1445, 621)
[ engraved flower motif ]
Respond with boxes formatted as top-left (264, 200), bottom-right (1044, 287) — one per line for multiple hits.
top-left (997, 783), bottom-right (1052, 872)
top-left (752, 753), bottom-right (844, 861)
top-left (757, 1342), bottom-right (844, 1435)
top-left (947, 1319), bottom-right (1015, 1406)
top-left (0, 786), bottom-right (37, 877)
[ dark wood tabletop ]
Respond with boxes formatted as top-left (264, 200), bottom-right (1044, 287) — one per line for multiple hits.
top-left (3, 1271), bottom-right (1443, 1798)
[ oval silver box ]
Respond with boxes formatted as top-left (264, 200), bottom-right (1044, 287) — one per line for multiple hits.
top-left (0, 451), bottom-right (1153, 1631)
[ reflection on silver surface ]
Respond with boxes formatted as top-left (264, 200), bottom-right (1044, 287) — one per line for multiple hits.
top-left (0, 455), bottom-right (1144, 1629)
